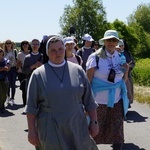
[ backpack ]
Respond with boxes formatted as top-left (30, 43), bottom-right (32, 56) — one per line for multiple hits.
top-left (78, 47), bottom-right (95, 58)
top-left (75, 54), bottom-right (81, 65)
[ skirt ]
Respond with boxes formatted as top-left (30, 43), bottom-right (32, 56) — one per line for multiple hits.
top-left (94, 100), bottom-right (124, 144)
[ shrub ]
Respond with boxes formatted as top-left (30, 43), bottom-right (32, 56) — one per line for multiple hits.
top-left (132, 58), bottom-right (150, 86)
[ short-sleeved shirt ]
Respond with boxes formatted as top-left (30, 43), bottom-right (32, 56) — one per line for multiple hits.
top-left (77, 47), bottom-right (95, 71)
top-left (86, 50), bottom-right (124, 105)
top-left (17, 51), bottom-right (29, 72)
top-left (67, 54), bottom-right (83, 66)
top-left (17, 51), bottom-right (27, 66)
top-left (22, 52), bottom-right (43, 75)
top-left (4, 50), bottom-right (16, 67)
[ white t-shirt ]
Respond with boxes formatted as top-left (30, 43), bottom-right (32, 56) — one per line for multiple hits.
top-left (17, 51), bottom-right (27, 66)
top-left (86, 50), bottom-right (124, 105)
top-left (5, 50), bottom-right (16, 67)
top-left (17, 51), bottom-right (29, 73)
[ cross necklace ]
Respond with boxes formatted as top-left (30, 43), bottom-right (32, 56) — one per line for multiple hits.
top-left (50, 63), bottom-right (66, 88)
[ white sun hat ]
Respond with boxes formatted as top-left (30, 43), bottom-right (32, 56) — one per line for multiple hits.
top-left (82, 33), bottom-right (94, 42)
top-left (99, 30), bottom-right (120, 45)
top-left (63, 37), bottom-right (76, 46)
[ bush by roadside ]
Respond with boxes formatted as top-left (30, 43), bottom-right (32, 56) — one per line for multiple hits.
top-left (132, 58), bottom-right (150, 86)
top-left (132, 58), bottom-right (150, 105)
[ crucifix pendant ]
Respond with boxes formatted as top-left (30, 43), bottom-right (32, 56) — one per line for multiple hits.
top-left (60, 83), bottom-right (64, 88)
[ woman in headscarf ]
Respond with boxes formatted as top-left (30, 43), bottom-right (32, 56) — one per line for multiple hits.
top-left (25, 36), bottom-right (99, 150)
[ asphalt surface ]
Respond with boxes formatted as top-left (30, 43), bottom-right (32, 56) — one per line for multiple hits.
top-left (0, 82), bottom-right (150, 150)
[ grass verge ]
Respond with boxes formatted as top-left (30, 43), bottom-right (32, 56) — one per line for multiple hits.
top-left (134, 85), bottom-right (150, 106)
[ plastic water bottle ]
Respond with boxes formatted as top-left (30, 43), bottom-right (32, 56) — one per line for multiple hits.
top-left (120, 52), bottom-right (126, 72)
top-left (120, 52), bottom-right (126, 65)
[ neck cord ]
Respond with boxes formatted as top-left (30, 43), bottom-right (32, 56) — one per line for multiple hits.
top-left (50, 63), bottom-right (66, 88)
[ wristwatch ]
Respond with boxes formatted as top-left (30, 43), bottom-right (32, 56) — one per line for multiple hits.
top-left (90, 121), bottom-right (98, 124)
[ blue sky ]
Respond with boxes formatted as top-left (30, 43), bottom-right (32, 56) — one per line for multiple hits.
top-left (0, 0), bottom-right (149, 42)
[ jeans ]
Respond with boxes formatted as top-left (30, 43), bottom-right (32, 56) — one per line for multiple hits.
top-left (7, 67), bottom-right (17, 99)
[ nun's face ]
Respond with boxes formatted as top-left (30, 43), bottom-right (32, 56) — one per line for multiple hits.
top-left (48, 41), bottom-right (65, 64)
top-left (84, 40), bottom-right (92, 47)
top-left (104, 38), bottom-right (118, 54)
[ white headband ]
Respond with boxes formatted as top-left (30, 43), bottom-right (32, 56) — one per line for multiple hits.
top-left (46, 36), bottom-right (63, 55)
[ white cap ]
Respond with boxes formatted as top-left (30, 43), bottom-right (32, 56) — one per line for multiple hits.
top-left (118, 39), bottom-right (124, 46)
top-left (82, 34), bottom-right (94, 41)
top-left (63, 37), bottom-right (76, 46)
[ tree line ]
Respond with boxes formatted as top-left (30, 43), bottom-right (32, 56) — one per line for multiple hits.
top-left (59, 0), bottom-right (150, 60)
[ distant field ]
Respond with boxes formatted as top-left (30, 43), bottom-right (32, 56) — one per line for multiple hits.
top-left (134, 85), bottom-right (150, 105)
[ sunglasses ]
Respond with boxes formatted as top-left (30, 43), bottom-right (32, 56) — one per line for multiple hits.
top-left (106, 38), bottom-right (118, 42)
top-left (6, 42), bottom-right (12, 44)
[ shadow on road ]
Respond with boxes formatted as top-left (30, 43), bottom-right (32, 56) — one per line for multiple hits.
top-left (126, 110), bottom-right (148, 123)
top-left (0, 104), bottom-right (23, 117)
top-left (123, 143), bottom-right (146, 150)
top-left (0, 109), bottom-right (14, 117)
top-left (24, 129), bottom-right (28, 132)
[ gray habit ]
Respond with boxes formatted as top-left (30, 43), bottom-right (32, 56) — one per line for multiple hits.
top-left (26, 61), bottom-right (98, 150)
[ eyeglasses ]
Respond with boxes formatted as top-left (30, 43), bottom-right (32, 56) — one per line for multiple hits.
top-left (6, 42), bottom-right (12, 44)
top-left (105, 38), bottom-right (118, 42)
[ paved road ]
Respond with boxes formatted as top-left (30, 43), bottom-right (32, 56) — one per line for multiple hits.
top-left (0, 82), bottom-right (150, 150)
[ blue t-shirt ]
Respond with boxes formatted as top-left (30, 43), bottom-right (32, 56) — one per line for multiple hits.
top-left (0, 58), bottom-right (10, 80)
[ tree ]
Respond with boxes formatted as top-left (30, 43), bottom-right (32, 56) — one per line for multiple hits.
top-left (129, 23), bottom-right (150, 58)
top-left (127, 3), bottom-right (150, 58)
top-left (59, 0), bottom-right (108, 42)
top-left (127, 3), bottom-right (150, 34)
top-left (111, 19), bottom-right (138, 55)
top-left (111, 19), bottom-right (150, 58)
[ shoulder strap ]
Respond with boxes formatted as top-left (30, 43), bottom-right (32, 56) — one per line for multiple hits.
top-left (95, 54), bottom-right (99, 69)
top-left (77, 47), bottom-right (84, 58)
top-left (14, 49), bottom-right (17, 60)
top-left (75, 54), bottom-right (81, 65)
top-left (78, 48), bottom-right (83, 57)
